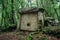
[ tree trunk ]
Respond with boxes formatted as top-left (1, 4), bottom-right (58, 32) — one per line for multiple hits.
top-left (11, 0), bottom-right (14, 24)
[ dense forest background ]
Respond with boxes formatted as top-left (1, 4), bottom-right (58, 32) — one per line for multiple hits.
top-left (0, 0), bottom-right (60, 29)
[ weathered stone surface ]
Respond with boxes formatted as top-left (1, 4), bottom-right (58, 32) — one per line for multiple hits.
top-left (21, 13), bottom-right (38, 31)
top-left (18, 7), bottom-right (44, 31)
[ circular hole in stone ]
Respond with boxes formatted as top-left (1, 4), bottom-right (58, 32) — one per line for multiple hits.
top-left (27, 23), bottom-right (30, 26)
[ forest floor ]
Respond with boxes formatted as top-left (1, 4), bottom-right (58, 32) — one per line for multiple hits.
top-left (0, 32), bottom-right (19, 40)
top-left (0, 31), bottom-right (60, 40)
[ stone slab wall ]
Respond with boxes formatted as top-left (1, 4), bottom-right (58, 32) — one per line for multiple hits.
top-left (20, 13), bottom-right (38, 31)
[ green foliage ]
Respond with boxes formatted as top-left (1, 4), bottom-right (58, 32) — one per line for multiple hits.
top-left (25, 34), bottom-right (33, 40)
top-left (0, 1), bottom-right (1, 4)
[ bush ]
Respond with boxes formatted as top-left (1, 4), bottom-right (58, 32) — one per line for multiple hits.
top-left (42, 27), bottom-right (60, 38)
top-left (38, 36), bottom-right (46, 40)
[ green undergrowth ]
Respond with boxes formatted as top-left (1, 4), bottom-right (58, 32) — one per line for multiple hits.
top-left (42, 27), bottom-right (60, 38)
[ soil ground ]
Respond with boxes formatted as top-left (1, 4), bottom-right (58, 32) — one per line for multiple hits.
top-left (0, 31), bottom-right (60, 40)
top-left (0, 32), bottom-right (19, 40)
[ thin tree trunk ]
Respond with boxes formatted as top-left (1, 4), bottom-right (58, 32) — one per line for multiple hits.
top-left (1, 0), bottom-right (5, 28)
top-left (11, 0), bottom-right (14, 24)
